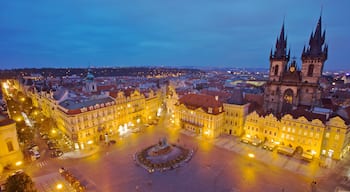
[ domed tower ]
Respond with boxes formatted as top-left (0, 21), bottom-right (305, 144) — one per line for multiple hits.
top-left (83, 69), bottom-right (97, 93)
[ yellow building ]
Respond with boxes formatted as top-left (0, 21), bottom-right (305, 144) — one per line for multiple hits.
top-left (145, 90), bottom-right (163, 124)
top-left (0, 114), bottom-right (23, 173)
top-left (223, 102), bottom-right (250, 136)
top-left (113, 89), bottom-right (145, 130)
top-left (243, 109), bottom-right (350, 160)
top-left (174, 94), bottom-right (224, 138)
top-left (57, 97), bottom-right (117, 149)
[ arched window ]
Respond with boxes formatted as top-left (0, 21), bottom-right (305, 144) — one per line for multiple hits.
top-left (307, 64), bottom-right (314, 77)
top-left (274, 65), bottom-right (279, 76)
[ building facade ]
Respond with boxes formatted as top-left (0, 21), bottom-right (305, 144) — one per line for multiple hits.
top-left (0, 114), bottom-right (23, 173)
top-left (174, 94), bottom-right (225, 138)
top-left (243, 110), bottom-right (350, 160)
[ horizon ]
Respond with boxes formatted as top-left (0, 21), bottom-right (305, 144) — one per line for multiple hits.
top-left (1, 1), bottom-right (350, 70)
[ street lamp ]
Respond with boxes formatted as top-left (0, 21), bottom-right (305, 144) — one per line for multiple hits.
top-left (248, 153), bottom-right (255, 158)
top-left (56, 183), bottom-right (63, 190)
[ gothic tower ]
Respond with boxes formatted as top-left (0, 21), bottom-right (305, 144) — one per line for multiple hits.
top-left (269, 24), bottom-right (290, 82)
top-left (301, 16), bottom-right (328, 84)
top-left (264, 24), bottom-right (291, 114)
top-left (299, 16), bottom-right (328, 106)
top-left (264, 16), bottom-right (327, 115)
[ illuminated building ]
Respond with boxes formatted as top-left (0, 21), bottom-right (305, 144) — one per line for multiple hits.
top-left (243, 108), bottom-right (350, 160)
top-left (0, 113), bottom-right (23, 173)
top-left (174, 94), bottom-right (224, 138)
top-left (223, 102), bottom-right (250, 136)
top-left (57, 97), bottom-right (117, 149)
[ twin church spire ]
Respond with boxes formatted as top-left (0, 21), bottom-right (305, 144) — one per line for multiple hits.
top-left (270, 15), bottom-right (327, 62)
top-left (302, 16), bottom-right (328, 59)
top-left (270, 23), bottom-right (290, 61)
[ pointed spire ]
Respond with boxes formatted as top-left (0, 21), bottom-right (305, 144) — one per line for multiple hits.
top-left (271, 22), bottom-right (289, 60)
top-left (302, 15), bottom-right (327, 60)
top-left (279, 23), bottom-right (285, 41)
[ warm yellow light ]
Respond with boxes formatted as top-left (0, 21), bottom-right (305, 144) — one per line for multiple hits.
top-left (51, 129), bottom-right (57, 134)
top-left (20, 97), bottom-right (25, 102)
top-left (274, 141), bottom-right (280, 145)
top-left (15, 161), bottom-right (22, 166)
top-left (248, 153), bottom-right (255, 158)
top-left (87, 140), bottom-right (93, 145)
top-left (246, 134), bottom-right (251, 138)
top-left (2, 82), bottom-right (9, 89)
top-left (311, 150), bottom-right (316, 155)
top-left (56, 183), bottom-right (63, 190)
top-left (204, 130), bottom-right (210, 135)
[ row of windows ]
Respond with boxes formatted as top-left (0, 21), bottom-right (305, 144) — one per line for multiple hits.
top-left (281, 134), bottom-right (318, 146)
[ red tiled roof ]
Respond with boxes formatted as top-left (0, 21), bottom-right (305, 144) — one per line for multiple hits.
top-left (178, 94), bottom-right (223, 115)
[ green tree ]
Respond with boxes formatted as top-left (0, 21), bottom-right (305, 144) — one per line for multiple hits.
top-left (5, 172), bottom-right (37, 192)
top-left (16, 121), bottom-right (34, 144)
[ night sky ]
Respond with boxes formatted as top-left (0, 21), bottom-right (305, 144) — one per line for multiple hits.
top-left (0, 1), bottom-right (349, 70)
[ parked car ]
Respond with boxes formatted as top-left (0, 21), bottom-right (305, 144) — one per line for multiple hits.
top-left (109, 140), bottom-right (116, 145)
top-left (262, 142), bottom-right (277, 151)
top-left (41, 134), bottom-right (49, 140)
top-left (29, 149), bottom-right (40, 160)
top-left (27, 143), bottom-right (39, 151)
top-left (51, 149), bottom-right (63, 158)
top-left (48, 142), bottom-right (58, 150)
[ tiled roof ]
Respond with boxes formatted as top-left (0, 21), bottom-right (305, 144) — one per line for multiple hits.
top-left (178, 94), bottom-right (223, 115)
top-left (59, 97), bottom-right (115, 115)
top-left (287, 108), bottom-right (328, 123)
top-left (0, 113), bottom-right (15, 126)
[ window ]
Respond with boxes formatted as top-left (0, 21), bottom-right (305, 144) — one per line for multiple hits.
top-left (325, 132), bottom-right (330, 138)
top-left (307, 64), bottom-right (314, 77)
top-left (7, 141), bottom-right (14, 152)
top-left (274, 65), bottom-right (279, 76)
top-left (335, 134), bottom-right (340, 140)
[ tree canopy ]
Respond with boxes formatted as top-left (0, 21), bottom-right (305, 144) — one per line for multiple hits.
top-left (5, 172), bottom-right (37, 192)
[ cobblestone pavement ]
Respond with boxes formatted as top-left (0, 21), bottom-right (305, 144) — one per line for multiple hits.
top-left (180, 129), bottom-right (327, 177)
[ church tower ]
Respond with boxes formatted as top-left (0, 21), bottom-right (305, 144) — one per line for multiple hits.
top-left (83, 69), bottom-right (97, 93)
top-left (264, 16), bottom-right (327, 115)
top-left (301, 16), bottom-right (328, 84)
top-left (264, 24), bottom-right (290, 114)
top-left (269, 24), bottom-right (290, 82)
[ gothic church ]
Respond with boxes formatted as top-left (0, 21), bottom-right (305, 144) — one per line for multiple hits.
top-left (264, 16), bottom-right (328, 115)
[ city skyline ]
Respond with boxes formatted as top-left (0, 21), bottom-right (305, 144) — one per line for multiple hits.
top-left (1, 1), bottom-right (350, 70)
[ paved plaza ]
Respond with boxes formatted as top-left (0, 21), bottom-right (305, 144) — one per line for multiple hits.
top-left (17, 118), bottom-right (350, 192)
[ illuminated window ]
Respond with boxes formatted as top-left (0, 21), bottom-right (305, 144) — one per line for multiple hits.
top-left (325, 132), bottom-right (330, 138)
top-left (335, 134), bottom-right (340, 140)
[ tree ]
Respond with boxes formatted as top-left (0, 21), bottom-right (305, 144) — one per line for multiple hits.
top-left (5, 172), bottom-right (37, 192)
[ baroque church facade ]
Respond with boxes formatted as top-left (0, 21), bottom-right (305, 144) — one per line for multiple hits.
top-left (264, 16), bottom-right (328, 115)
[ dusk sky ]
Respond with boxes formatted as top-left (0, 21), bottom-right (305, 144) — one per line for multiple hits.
top-left (0, 1), bottom-right (349, 70)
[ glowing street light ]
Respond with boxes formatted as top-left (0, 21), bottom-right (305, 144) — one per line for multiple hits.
top-left (56, 183), bottom-right (63, 190)
top-left (15, 161), bottom-right (23, 166)
top-left (248, 153), bottom-right (255, 158)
